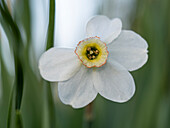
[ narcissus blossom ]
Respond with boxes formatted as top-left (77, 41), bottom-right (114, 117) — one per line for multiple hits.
top-left (39, 15), bottom-right (148, 108)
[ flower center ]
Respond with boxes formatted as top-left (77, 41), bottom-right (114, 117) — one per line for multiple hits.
top-left (86, 47), bottom-right (99, 60)
top-left (75, 36), bottom-right (108, 68)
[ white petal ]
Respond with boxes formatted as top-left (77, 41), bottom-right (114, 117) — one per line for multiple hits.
top-left (58, 66), bottom-right (97, 108)
top-left (93, 60), bottom-right (135, 103)
top-left (86, 15), bottom-right (122, 44)
top-left (108, 30), bottom-right (148, 71)
top-left (39, 47), bottom-right (81, 82)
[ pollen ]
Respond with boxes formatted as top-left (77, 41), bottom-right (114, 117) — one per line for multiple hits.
top-left (75, 37), bottom-right (109, 68)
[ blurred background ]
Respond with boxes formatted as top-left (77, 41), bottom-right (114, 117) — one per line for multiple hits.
top-left (0, 0), bottom-right (170, 128)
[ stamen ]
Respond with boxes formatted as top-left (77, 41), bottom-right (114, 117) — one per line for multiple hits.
top-left (94, 50), bottom-right (99, 55)
top-left (86, 46), bottom-right (99, 60)
top-left (86, 47), bottom-right (91, 51)
top-left (90, 51), bottom-right (93, 54)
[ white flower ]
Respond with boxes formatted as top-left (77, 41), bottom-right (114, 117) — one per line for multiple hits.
top-left (39, 15), bottom-right (148, 108)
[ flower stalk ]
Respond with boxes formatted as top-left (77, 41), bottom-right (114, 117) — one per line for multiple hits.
top-left (84, 103), bottom-right (94, 128)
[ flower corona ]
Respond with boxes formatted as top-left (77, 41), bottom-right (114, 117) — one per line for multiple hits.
top-left (75, 36), bottom-right (109, 68)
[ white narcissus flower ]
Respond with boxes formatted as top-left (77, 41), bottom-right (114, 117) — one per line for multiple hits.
top-left (39, 15), bottom-right (148, 108)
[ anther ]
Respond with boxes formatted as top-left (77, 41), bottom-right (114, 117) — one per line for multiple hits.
top-left (96, 50), bottom-right (99, 53)
top-left (90, 51), bottom-right (93, 54)
top-left (94, 50), bottom-right (99, 55)
top-left (86, 47), bottom-right (91, 51)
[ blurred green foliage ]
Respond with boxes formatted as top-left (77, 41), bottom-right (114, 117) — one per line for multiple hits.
top-left (0, 0), bottom-right (170, 128)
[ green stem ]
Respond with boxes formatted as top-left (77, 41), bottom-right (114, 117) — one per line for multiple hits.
top-left (44, 0), bottom-right (56, 127)
top-left (15, 110), bottom-right (23, 128)
top-left (7, 85), bottom-right (15, 128)
top-left (14, 53), bottom-right (24, 110)
top-left (45, 82), bottom-right (56, 128)
top-left (0, 1), bottom-right (24, 127)
top-left (46, 0), bottom-right (55, 50)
